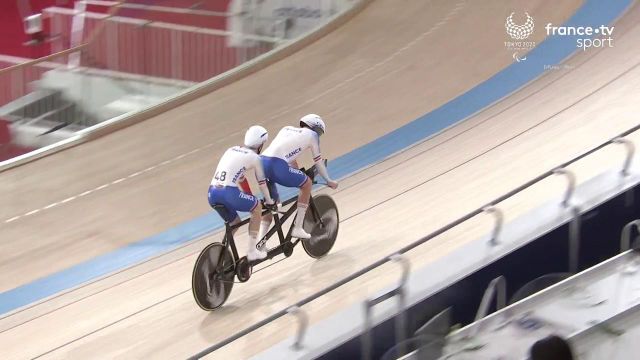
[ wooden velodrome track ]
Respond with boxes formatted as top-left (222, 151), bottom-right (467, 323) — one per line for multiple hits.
top-left (2, 0), bottom-right (640, 358)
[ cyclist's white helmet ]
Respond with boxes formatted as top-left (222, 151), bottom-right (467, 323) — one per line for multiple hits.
top-left (244, 125), bottom-right (268, 151)
top-left (299, 114), bottom-right (326, 136)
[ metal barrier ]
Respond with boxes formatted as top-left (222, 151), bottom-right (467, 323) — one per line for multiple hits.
top-left (620, 219), bottom-right (640, 252)
top-left (569, 205), bottom-right (582, 273)
top-left (483, 205), bottom-right (504, 246)
top-left (189, 123), bottom-right (640, 359)
top-left (553, 167), bottom-right (576, 208)
top-left (286, 305), bottom-right (309, 350)
top-left (473, 276), bottom-right (506, 324)
top-left (361, 254), bottom-right (410, 360)
top-left (614, 137), bottom-right (635, 176)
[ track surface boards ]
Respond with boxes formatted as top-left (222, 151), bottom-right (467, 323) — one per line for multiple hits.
top-left (4, 0), bottom-right (640, 359)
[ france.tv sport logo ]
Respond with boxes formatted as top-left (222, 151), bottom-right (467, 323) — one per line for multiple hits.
top-left (545, 23), bottom-right (614, 51)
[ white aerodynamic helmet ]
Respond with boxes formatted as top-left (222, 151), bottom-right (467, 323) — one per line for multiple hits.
top-left (299, 114), bottom-right (326, 136)
top-left (244, 125), bottom-right (268, 150)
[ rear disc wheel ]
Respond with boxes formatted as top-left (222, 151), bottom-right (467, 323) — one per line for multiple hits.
top-left (192, 242), bottom-right (235, 310)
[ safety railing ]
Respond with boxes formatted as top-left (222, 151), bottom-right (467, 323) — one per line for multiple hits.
top-left (620, 219), bottom-right (640, 252)
top-left (361, 254), bottom-right (410, 360)
top-left (189, 122), bottom-right (640, 359)
top-left (473, 276), bottom-right (507, 324)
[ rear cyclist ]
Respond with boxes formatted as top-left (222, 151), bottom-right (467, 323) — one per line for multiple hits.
top-left (208, 125), bottom-right (274, 261)
top-left (260, 114), bottom-right (338, 240)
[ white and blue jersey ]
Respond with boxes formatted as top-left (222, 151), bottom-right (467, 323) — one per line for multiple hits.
top-left (262, 126), bottom-right (322, 164)
top-left (208, 146), bottom-right (268, 222)
top-left (260, 126), bottom-right (323, 200)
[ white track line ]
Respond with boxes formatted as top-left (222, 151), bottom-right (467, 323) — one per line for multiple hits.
top-left (2, 2), bottom-right (468, 225)
top-left (2, 131), bottom-right (241, 224)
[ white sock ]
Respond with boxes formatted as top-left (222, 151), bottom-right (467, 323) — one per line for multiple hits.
top-left (295, 203), bottom-right (308, 228)
top-left (259, 220), bottom-right (271, 240)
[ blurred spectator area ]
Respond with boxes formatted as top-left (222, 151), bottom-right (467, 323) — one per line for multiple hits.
top-left (0, 0), bottom-right (264, 152)
top-left (0, 0), bottom-right (345, 156)
top-left (1, 1), bottom-right (63, 60)
top-left (0, 117), bottom-right (34, 162)
top-left (95, 0), bottom-right (228, 29)
top-left (0, 0), bottom-right (230, 61)
top-left (44, 5), bottom-right (279, 82)
top-left (0, 4), bottom-right (277, 110)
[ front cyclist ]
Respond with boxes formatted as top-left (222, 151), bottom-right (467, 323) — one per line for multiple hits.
top-left (260, 114), bottom-right (338, 240)
top-left (208, 125), bottom-right (274, 261)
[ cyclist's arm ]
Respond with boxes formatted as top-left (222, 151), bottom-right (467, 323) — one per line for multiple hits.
top-left (309, 133), bottom-right (332, 182)
top-left (238, 175), bottom-right (252, 194)
top-left (252, 155), bottom-right (274, 204)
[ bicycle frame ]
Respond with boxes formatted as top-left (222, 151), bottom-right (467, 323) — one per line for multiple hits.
top-left (219, 166), bottom-right (325, 268)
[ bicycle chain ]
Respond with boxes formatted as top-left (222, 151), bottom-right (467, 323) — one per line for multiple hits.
top-left (214, 256), bottom-right (289, 284)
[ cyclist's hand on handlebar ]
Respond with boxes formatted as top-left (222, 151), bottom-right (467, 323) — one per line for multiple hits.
top-left (327, 180), bottom-right (339, 189)
top-left (262, 199), bottom-right (277, 212)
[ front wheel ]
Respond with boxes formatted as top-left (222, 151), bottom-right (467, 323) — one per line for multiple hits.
top-left (302, 194), bottom-right (339, 258)
top-left (192, 242), bottom-right (235, 311)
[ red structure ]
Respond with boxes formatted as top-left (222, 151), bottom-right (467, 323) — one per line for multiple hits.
top-left (0, 117), bottom-right (34, 162)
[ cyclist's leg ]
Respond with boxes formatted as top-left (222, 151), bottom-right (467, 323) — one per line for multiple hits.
top-left (208, 185), bottom-right (241, 231)
top-left (268, 157), bottom-right (312, 239)
top-left (259, 180), bottom-right (278, 240)
top-left (222, 186), bottom-right (266, 260)
top-left (289, 161), bottom-right (312, 206)
top-left (259, 157), bottom-right (279, 239)
top-left (292, 177), bottom-right (312, 239)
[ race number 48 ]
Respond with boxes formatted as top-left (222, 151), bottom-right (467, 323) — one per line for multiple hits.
top-left (214, 171), bottom-right (227, 181)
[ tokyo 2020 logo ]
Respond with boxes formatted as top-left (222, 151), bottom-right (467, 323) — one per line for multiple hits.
top-left (505, 12), bottom-right (534, 40)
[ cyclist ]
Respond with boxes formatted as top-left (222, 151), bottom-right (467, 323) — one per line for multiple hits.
top-left (260, 114), bottom-right (338, 240)
top-left (208, 125), bottom-right (275, 261)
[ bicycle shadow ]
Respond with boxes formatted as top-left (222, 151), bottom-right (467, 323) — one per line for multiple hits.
top-left (198, 272), bottom-right (305, 334)
top-left (309, 251), bottom-right (356, 277)
top-left (197, 252), bottom-right (356, 341)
